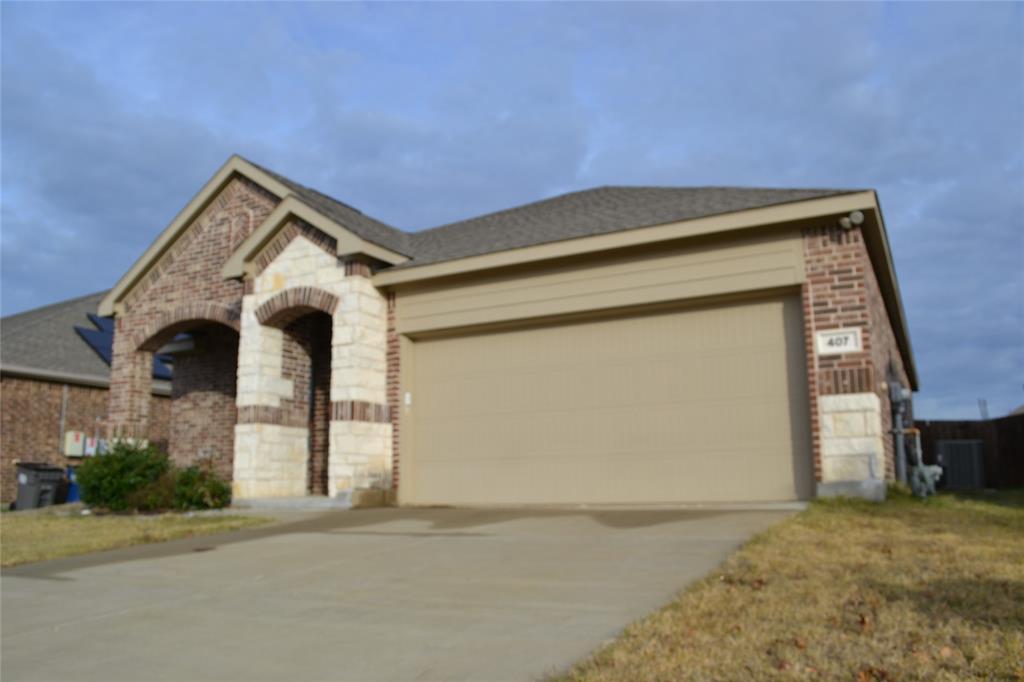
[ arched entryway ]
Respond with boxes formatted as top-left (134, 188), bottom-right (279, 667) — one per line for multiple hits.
top-left (255, 287), bottom-right (338, 496)
top-left (136, 308), bottom-right (241, 481)
top-left (281, 312), bottom-right (333, 495)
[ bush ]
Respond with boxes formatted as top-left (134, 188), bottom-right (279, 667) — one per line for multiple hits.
top-left (173, 465), bottom-right (231, 510)
top-left (76, 441), bottom-right (170, 511)
top-left (126, 471), bottom-right (177, 512)
top-left (76, 442), bottom-right (232, 512)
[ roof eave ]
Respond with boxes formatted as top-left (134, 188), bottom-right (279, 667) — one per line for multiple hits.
top-left (99, 155), bottom-right (409, 316)
top-left (0, 364), bottom-right (171, 395)
top-left (373, 190), bottom-right (918, 390)
top-left (221, 196), bottom-right (410, 280)
top-left (374, 192), bottom-right (877, 286)
top-left (862, 191), bottom-right (919, 390)
top-left (99, 155), bottom-right (296, 316)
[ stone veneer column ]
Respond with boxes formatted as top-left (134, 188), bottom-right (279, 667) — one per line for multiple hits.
top-left (818, 393), bottom-right (885, 499)
top-left (328, 272), bottom-right (392, 501)
top-left (232, 232), bottom-right (392, 501)
top-left (233, 295), bottom-right (308, 498)
top-left (233, 235), bottom-right (336, 499)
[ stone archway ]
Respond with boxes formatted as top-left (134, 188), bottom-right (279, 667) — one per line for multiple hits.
top-left (254, 287), bottom-right (338, 329)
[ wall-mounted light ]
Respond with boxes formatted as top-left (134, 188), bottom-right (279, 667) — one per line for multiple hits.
top-left (838, 210), bottom-right (865, 230)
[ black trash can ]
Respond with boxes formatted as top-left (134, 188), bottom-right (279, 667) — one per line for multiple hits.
top-left (14, 463), bottom-right (65, 510)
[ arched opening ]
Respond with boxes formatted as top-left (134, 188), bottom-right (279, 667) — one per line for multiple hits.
top-left (281, 311), bottom-right (333, 495)
top-left (137, 318), bottom-right (240, 481)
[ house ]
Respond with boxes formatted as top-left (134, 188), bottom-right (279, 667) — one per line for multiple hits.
top-left (0, 293), bottom-right (171, 502)
top-left (95, 155), bottom-right (916, 505)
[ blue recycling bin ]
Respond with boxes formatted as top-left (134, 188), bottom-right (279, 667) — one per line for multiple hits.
top-left (66, 465), bottom-right (80, 503)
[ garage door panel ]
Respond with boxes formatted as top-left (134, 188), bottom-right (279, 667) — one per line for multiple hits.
top-left (408, 296), bottom-right (811, 504)
top-left (416, 348), bottom-right (789, 418)
top-left (417, 396), bottom-right (795, 457)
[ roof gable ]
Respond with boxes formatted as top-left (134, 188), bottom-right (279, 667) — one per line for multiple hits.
top-left (92, 154), bottom-right (915, 388)
top-left (99, 156), bottom-right (409, 316)
top-left (221, 195), bottom-right (410, 279)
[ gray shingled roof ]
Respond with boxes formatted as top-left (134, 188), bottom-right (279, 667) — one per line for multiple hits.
top-left (2, 179), bottom-right (861, 382)
top-left (403, 186), bottom-right (859, 267)
top-left (1, 291), bottom-right (111, 381)
top-left (244, 158), bottom-right (858, 269)
top-left (247, 160), bottom-right (413, 256)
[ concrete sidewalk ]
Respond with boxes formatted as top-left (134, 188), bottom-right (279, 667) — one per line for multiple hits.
top-left (1, 507), bottom-right (794, 681)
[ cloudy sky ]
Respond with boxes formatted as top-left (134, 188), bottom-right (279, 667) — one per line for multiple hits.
top-left (2, 2), bottom-right (1022, 418)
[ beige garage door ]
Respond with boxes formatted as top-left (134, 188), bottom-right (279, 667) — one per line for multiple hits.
top-left (406, 295), bottom-right (812, 505)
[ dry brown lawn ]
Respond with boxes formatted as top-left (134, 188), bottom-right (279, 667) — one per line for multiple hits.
top-left (556, 489), bottom-right (1024, 681)
top-left (0, 508), bottom-right (268, 567)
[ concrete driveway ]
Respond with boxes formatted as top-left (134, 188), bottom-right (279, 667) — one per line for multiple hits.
top-left (2, 507), bottom-right (795, 681)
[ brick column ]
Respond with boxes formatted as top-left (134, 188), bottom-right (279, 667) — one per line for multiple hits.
top-left (802, 224), bottom-right (886, 500)
top-left (107, 317), bottom-right (153, 439)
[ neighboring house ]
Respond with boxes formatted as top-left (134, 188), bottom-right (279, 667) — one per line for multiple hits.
top-left (0, 293), bottom-right (171, 502)
top-left (90, 155), bottom-right (916, 505)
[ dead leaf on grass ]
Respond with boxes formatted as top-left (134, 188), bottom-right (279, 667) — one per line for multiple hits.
top-left (857, 667), bottom-right (891, 681)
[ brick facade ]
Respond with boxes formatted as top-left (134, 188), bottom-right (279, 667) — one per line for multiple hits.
top-left (386, 292), bottom-right (401, 491)
top-left (1, 377), bottom-right (169, 503)
top-left (97, 159), bottom-right (911, 504)
top-left (107, 177), bottom-right (278, 474)
top-left (167, 325), bottom-right (239, 481)
top-left (802, 223), bottom-right (911, 487)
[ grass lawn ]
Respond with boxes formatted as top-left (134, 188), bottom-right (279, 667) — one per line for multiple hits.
top-left (557, 489), bottom-right (1024, 681)
top-left (0, 509), bottom-right (268, 567)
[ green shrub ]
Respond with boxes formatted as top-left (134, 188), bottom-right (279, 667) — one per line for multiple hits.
top-left (173, 465), bottom-right (231, 510)
top-left (76, 441), bottom-right (171, 511)
top-left (76, 442), bottom-right (231, 512)
top-left (125, 471), bottom-right (177, 512)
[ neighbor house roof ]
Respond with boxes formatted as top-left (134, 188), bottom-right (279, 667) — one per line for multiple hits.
top-left (1, 291), bottom-right (170, 390)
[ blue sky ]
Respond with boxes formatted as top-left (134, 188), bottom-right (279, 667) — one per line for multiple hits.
top-left (1, 2), bottom-right (1022, 418)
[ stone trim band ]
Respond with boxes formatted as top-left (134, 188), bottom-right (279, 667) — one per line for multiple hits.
top-left (237, 401), bottom-right (390, 426)
top-left (331, 400), bottom-right (390, 423)
top-left (236, 405), bottom-right (304, 428)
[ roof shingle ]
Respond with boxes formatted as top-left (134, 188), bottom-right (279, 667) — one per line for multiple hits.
top-left (403, 185), bottom-right (859, 267)
top-left (1, 291), bottom-right (112, 380)
top-left (242, 157), bottom-right (860, 269)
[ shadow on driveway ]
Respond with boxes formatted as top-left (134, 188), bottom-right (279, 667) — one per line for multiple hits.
top-left (4, 507), bottom-right (732, 580)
